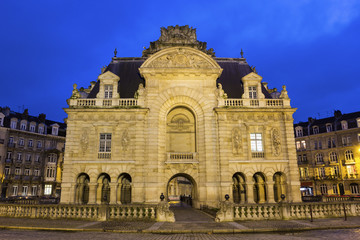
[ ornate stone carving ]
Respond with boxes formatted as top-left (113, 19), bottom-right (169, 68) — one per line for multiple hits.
top-left (142, 25), bottom-right (215, 57)
top-left (80, 130), bottom-right (88, 153)
top-left (215, 83), bottom-right (228, 99)
top-left (147, 49), bottom-right (212, 69)
top-left (122, 130), bottom-right (130, 151)
top-left (271, 128), bottom-right (281, 156)
top-left (232, 128), bottom-right (241, 155)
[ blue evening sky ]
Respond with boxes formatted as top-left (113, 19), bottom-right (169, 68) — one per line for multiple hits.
top-left (1, 0), bottom-right (359, 123)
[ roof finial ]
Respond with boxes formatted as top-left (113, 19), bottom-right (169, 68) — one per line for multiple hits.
top-left (114, 48), bottom-right (117, 57)
top-left (240, 48), bottom-right (244, 58)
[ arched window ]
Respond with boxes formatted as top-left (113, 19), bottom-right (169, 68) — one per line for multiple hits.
top-left (329, 152), bottom-right (338, 163)
top-left (118, 173), bottom-right (132, 204)
top-left (345, 150), bottom-right (354, 161)
top-left (97, 173), bottom-right (111, 204)
top-left (295, 126), bottom-right (303, 137)
top-left (166, 107), bottom-right (196, 153)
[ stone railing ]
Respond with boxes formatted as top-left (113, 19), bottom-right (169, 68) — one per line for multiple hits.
top-left (68, 98), bottom-right (139, 108)
top-left (216, 200), bottom-right (360, 222)
top-left (222, 98), bottom-right (290, 108)
top-left (166, 152), bottom-right (198, 163)
top-left (0, 203), bottom-right (168, 221)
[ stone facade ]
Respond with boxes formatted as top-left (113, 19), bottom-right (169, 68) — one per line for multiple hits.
top-left (61, 25), bottom-right (301, 208)
top-left (0, 107), bottom-right (66, 199)
top-left (295, 111), bottom-right (360, 197)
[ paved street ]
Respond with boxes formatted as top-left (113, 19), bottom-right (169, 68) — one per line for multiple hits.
top-left (0, 229), bottom-right (360, 240)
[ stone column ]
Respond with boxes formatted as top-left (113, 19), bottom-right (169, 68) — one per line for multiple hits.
top-left (258, 183), bottom-right (266, 203)
top-left (96, 183), bottom-right (103, 204)
top-left (267, 182), bottom-right (275, 203)
top-left (88, 183), bottom-right (97, 204)
top-left (109, 182), bottom-right (117, 204)
top-left (246, 182), bottom-right (254, 203)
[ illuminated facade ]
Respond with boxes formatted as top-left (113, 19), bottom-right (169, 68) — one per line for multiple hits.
top-left (0, 107), bottom-right (65, 199)
top-left (294, 110), bottom-right (360, 197)
top-left (61, 25), bottom-right (301, 207)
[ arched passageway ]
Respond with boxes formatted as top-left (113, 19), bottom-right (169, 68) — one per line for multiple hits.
top-left (97, 173), bottom-right (111, 204)
top-left (273, 172), bottom-right (286, 202)
top-left (233, 172), bottom-right (246, 204)
top-left (167, 173), bottom-right (196, 207)
top-left (253, 172), bottom-right (267, 203)
top-left (75, 173), bottom-right (90, 204)
top-left (117, 173), bottom-right (132, 204)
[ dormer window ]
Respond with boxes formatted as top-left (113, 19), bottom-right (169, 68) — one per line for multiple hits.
top-left (313, 126), bottom-right (319, 134)
top-left (248, 86), bottom-right (257, 99)
top-left (20, 121), bottom-right (27, 130)
top-left (38, 125), bottom-right (44, 134)
top-left (295, 126), bottom-right (303, 137)
top-left (29, 123), bottom-right (36, 132)
top-left (104, 85), bottom-right (113, 99)
top-left (341, 120), bottom-right (348, 130)
top-left (10, 120), bottom-right (17, 129)
top-left (51, 125), bottom-right (59, 136)
top-left (326, 124), bottom-right (332, 132)
top-left (357, 118), bottom-right (360, 128)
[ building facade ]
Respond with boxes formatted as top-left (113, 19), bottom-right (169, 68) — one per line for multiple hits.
top-left (294, 111), bottom-right (360, 197)
top-left (0, 107), bottom-right (66, 199)
top-left (61, 25), bottom-right (301, 207)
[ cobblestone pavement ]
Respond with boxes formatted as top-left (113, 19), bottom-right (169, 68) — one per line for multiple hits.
top-left (0, 229), bottom-right (360, 239)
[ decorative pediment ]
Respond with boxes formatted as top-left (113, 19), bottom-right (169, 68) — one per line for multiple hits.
top-left (242, 72), bottom-right (263, 82)
top-left (140, 47), bottom-right (222, 78)
top-left (98, 71), bottom-right (120, 82)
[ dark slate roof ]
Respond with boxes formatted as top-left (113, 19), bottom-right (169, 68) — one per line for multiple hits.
top-left (294, 111), bottom-right (360, 136)
top-left (87, 57), bottom-right (272, 99)
top-left (1, 109), bottom-right (66, 137)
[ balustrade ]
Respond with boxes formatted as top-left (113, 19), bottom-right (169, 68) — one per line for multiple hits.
top-left (70, 98), bottom-right (138, 108)
top-left (166, 152), bottom-right (198, 163)
top-left (222, 98), bottom-right (289, 108)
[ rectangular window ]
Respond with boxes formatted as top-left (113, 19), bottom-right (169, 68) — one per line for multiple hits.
top-left (104, 85), bottom-right (113, 99)
top-left (52, 127), bottom-right (58, 136)
top-left (24, 168), bottom-right (30, 176)
top-left (8, 137), bottom-right (14, 144)
top-left (301, 140), bottom-right (306, 149)
top-left (30, 125), bottom-right (35, 132)
top-left (347, 165), bottom-right (356, 175)
top-left (38, 126), bottom-right (44, 134)
top-left (326, 124), bottom-right (332, 132)
top-left (19, 138), bottom-right (24, 146)
top-left (34, 169), bottom-right (40, 176)
top-left (28, 139), bottom-right (33, 147)
top-left (318, 140), bottom-right (322, 149)
top-left (302, 154), bottom-right (307, 162)
top-left (15, 168), bottom-right (21, 175)
top-left (4, 167), bottom-right (10, 175)
top-left (35, 155), bottom-right (40, 162)
top-left (99, 133), bottom-right (112, 152)
top-left (320, 184), bottom-right (328, 195)
top-left (22, 186), bottom-right (28, 196)
top-left (332, 138), bottom-right (336, 147)
top-left (351, 184), bottom-right (359, 194)
top-left (46, 167), bottom-right (55, 178)
top-left (17, 153), bottom-right (22, 161)
top-left (44, 184), bottom-right (52, 195)
top-left (48, 153), bottom-right (57, 162)
top-left (6, 151), bottom-right (12, 160)
top-left (20, 123), bottom-right (27, 130)
top-left (333, 184), bottom-right (338, 195)
top-left (314, 141), bottom-right (318, 150)
top-left (319, 167), bottom-right (325, 177)
top-left (296, 141), bottom-right (301, 150)
top-left (37, 141), bottom-right (42, 148)
top-left (32, 186), bottom-right (37, 196)
top-left (250, 133), bottom-right (263, 152)
top-left (248, 86), bottom-right (257, 99)
top-left (12, 186), bottom-right (18, 196)
top-left (26, 154), bottom-right (31, 162)
top-left (332, 166), bottom-right (339, 176)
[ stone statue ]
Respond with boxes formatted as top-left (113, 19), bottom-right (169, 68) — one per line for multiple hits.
top-left (70, 84), bottom-right (81, 99)
top-left (232, 128), bottom-right (241, 155)
top-left (122, 130), bottom-right (130, 151)
top-left (134, 83), bottom-right (145, 99)
top-left (216, 83), bottom-right (228, 99)
top-left (279, 85), bottom-right (289, 99)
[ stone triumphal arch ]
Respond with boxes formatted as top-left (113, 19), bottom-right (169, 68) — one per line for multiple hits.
top-left (61, 25), bottom-right (301, 208)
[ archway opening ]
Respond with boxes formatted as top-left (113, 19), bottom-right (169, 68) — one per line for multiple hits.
top-left (232, 172), bottom-right (246, 204)
top-left (97, 173), bottom-right (111, 204)
top-left (75, 173), bottom-right (90, 204)
top-left (167, 173), bottom-right (196, 207)
top-left (273, 172), bottom-right (286, 202)
top-left (118, 173), bottom-right (132, 204)
top-left (253, 172), bottom-right (267, 203)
